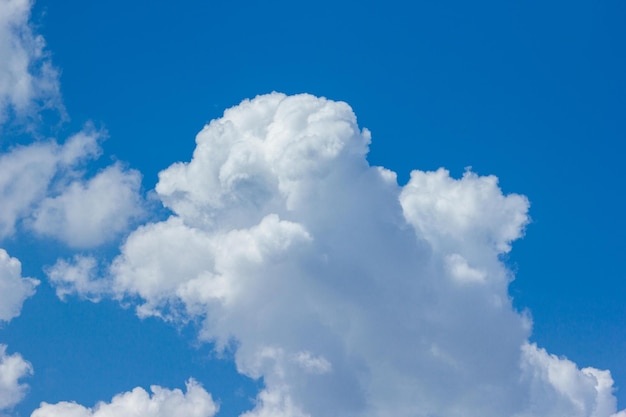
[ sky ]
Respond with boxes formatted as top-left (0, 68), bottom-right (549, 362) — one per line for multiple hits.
top-left (0, 0), bottom-right (625, 416)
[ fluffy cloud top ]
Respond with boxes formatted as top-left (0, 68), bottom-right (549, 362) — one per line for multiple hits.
top-left (50, 93), bottom-right (625, 417)
top-left (0, 0), bottom-right (62, 125)
top-left (0, 345), bottom-right (32, 412)
top-left (31, 379), bottom-right (218, 417)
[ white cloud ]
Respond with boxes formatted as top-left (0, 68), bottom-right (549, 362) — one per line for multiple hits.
top-left (0, 128), bottom-right (144, 248)
top-left (30, 379), bottom-right (218, 417)
top-left (0, 248), bottom-right (38, 322)
top-left (31, 164), bottom-right (145, 248)
top-left (0, 140), bottom-right (65, 238)
top-left (0, 345), bottom-right (32, 412)
top-left (0, 0), bottom-right (62, 125)
top-left (57, 93), bottom-right (625, 417)
top-left (520, 343), bottom-right (625, 417)
top-left (0, 130), bottom-right (100, 239)
top-left (400, 167), bottom-right (530, 256)
top-left (240, 386), bottom-right (309, 417)
top-left (0, 250), bottom-right (36, 415)
top-left (45, 255), bottom-right (105, 301)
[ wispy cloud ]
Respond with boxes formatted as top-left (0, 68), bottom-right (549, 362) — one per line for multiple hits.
top-left (0, 0), bottom-right (63, 127)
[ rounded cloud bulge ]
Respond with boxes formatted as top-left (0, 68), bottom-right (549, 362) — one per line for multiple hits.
top-left (48, 93), bottom-right (625, 417)
top-left (31, 379), bottom-right (218, 417)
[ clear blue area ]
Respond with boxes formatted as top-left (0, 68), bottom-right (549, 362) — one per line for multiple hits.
top-left (1, 0), bottom-right (624, 414)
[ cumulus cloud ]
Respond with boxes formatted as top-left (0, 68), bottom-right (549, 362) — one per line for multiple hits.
top-left (0, 345), bottom-right (32, 413)
top-left (520, 343), bottom-right (624, 417)
top-left (31, 163), bottom-right (144, 248)
top-left (54, 93), bottom-right (625, 417)
top-left (30, 379), bottom-right (218, 417)
top-left (0, 248), bottom-right (38, 322)
top-left (0, 128), bottom-right (144, 248)
top-left (0, 130), bottom-right (100, 238)
top-left (0, 0), bottom-right (62, 125)
top-left (45, 255), bottom-right (105, 301)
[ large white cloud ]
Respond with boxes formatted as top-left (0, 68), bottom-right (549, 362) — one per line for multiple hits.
top-left (31, 379), bottom-right (218, 417)
top-left (0, 0), bottom-right (62, 125)
top-left (51, 93), bottom-right (625, 417)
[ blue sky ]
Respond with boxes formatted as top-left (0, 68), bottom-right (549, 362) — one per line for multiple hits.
top-left (0, 1), bottom-right (625, 416)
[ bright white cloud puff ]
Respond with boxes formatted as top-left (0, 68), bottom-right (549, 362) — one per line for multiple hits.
top-left (0, 0), bottom-right (62, 125)
top-left (31, 379), bottom-right (218, 417)
top-left (53, 93), bottom-right (626, 417)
